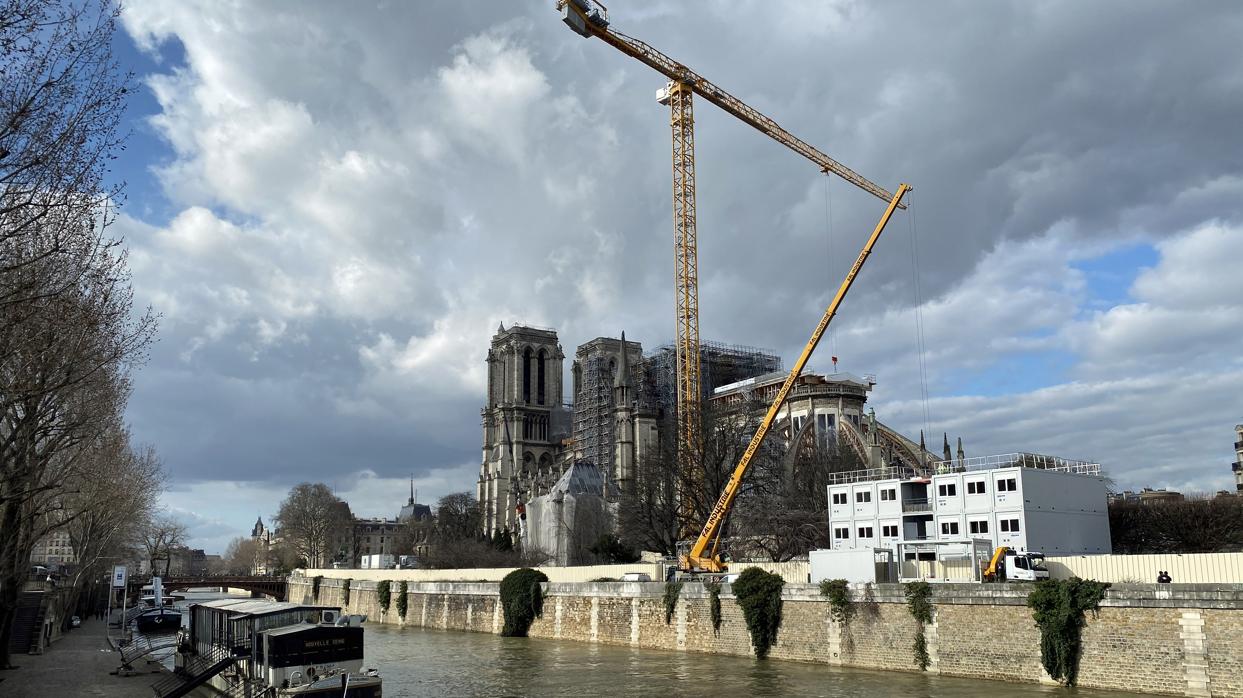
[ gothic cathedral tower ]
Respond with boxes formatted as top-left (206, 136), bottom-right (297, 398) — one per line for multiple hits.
top-left (478, 324), bottom-right (565, 535)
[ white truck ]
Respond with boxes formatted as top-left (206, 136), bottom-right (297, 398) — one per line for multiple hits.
top-left (983, 546), bottom-right (1050, 582)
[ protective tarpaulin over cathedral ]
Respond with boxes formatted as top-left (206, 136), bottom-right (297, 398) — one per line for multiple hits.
top-left (522, 461), bottom-right (619, 566)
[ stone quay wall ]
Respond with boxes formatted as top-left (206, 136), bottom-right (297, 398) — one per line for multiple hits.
top-left (288, 576), bottom-right (1243, 698)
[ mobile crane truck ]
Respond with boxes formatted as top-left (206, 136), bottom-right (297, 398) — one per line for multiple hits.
top-left (982, 547), bottom-right (1051, 582)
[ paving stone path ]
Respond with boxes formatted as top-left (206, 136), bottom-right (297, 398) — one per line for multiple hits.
top-left (0, 612), bottom-right (169, 697)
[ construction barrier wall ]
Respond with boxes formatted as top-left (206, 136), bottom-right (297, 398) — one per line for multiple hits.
top-left (1045, 552), bottom-right (1243, 584)
top-left (303, 552), bottom-right (1243, 587)
top-left (299, 562), bottom-right (667, 584)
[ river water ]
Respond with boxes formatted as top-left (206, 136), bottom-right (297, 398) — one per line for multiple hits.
top-left (364, 623), bottom-right (1145, 698)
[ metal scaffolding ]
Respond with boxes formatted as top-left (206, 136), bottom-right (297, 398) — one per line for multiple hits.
top-left (571, 337), bottom-right (645, 480)
top-left (645, 339), bottom-right (782, 414)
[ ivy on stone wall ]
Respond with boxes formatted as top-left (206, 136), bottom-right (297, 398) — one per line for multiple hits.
top-left (663, 580), bottom-right (683, 625)
top-left (376, 580), bottom-right (391, 613)
top-left (500, 568), bottom-right (549, 637)
top-left (342, 578), bottom-right (351, 606)
top-left (705, 582), bottom-right (722, 635)
top-left (731, 568), bottom-right (785, 659)
top-left (312, 575), bottom-right (323, 602)
top-left (1027, 578), bottom-right (1110, 686)
top-left (819, 579), bottom-right (855, 627)
top-left (904, 581), bottom-right (933, 671)
top-left (396, 581), bottom-right (408, 620)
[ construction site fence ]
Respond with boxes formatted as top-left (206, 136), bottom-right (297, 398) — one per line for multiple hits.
top-left (296, 563), bottom-right (668, 584)
top-left (297, 552), bottom-right (1243, 587)
top-left (1044, 552), bottom-right (1243, 584)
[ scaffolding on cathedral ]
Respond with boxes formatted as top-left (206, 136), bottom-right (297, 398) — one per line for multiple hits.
top-left (646, 339), bottom-right (783, 415)
top-left (573, 350), bottom-right (615, 477)
top-left (571, 337), bottom-right (646, 480)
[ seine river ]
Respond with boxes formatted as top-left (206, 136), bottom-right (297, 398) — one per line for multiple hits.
top-left (364, 623), bottom-right (1145, 698)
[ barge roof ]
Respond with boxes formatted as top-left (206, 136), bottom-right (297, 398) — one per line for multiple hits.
top-left (194, 598), bottom-right (336, 617)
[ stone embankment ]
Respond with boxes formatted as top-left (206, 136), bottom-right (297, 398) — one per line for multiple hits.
top-left (290, 575), bottom-right (1243, 698)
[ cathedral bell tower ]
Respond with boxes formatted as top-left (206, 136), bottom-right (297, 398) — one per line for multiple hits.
top-left (478, 323), bottom-right (565, 535)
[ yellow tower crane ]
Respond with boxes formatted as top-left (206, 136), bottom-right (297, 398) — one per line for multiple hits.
top-left (557, 1), bottom-right (907, 553)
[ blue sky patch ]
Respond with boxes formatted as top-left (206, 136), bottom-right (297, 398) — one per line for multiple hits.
top-left (940, 348), bottom-right (1077, 398)
top-left (1070, 243), bottom-right (1159, 311)
top-left (109, 29), bottom-right (186, 227)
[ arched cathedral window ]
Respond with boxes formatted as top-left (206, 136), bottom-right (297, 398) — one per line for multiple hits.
top-left (522, 347), bottom-right (533, 404)
top-left (537, 348), bottom-right (547, 405)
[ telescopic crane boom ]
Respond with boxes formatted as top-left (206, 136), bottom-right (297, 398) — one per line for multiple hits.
top-left (686, 184), bottom-right (910, 572)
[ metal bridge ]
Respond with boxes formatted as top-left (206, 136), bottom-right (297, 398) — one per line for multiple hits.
top-left (128, 575), bottom-right (287, 601)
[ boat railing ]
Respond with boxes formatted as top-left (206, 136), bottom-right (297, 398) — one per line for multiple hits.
top-left (150, 642), bottom-right (242, 698)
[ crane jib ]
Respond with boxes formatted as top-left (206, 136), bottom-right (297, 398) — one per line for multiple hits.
top-left (575, 13), bottom-right (903, 208)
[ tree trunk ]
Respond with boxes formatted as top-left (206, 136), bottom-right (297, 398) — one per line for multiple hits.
top-left (0, 497), bottom-right (34, 669)
top-left (0, 584), bottom-right (18, 670)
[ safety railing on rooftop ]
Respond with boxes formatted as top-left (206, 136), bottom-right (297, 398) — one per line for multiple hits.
top-left (827, 465), bottom-right (916, 485)
top-left (927, 452), bottom-right (1100, 476)
top-left (827, 452), bottom-right (1099, 485)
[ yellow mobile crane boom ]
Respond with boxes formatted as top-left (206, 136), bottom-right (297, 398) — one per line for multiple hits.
top-left (686, 184), bottom-right (910, 572)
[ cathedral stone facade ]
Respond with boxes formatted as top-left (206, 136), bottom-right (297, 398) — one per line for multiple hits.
top-left (477, 324), bottom-right (665, 537)
top-left (477, 324), bottom-right (570, 534)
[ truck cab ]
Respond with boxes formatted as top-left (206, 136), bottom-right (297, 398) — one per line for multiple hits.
top-left (984, 547), bottom-right (1050, 582)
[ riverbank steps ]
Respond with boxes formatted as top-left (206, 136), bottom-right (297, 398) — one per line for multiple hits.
top-left (290, 576), bottom-right (1243, 698)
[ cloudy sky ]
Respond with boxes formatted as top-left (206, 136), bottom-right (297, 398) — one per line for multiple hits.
top-left (108, 1), bottom-right (1243, 553)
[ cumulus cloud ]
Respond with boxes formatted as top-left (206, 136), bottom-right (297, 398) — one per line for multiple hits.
top-left (111, 1), bottom-right (1243, 550)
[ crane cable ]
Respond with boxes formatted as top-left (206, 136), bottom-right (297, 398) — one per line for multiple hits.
top-left (823, 175), bottom-right (837, 366)
top-left (907, 193), bottom-right (932, 447)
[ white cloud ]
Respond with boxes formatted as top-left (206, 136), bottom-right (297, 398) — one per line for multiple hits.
top-left (114, 1), bottom-right (1243, 546)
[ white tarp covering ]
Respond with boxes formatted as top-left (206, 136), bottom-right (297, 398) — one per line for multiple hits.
top-left (522, 461), bottom-right (618, 566)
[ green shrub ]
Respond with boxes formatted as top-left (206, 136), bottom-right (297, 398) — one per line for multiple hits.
top-left (904, 581), bottom-right (933, 670)
top-left (819, 579), bottom-right (854, 626)
top-left (342, 578), bottom-right (352, 606)
top-left (590, 577), bottom-right (617, 582)
top-left (376, 580), bottom-right (391, 613)
top-left (1028, 578), bottom-right (1110, 686)
top-left (312, 575), bottom-right (323, 602)
top-left (499, 568), bottom-right (549, 637)
top-left (731, 568), bottom-right (785, 659)
top-left (705, 582), bottom-right (722, 635)
top-left (663, 580), bottom-right (684, 625)
top-left (396, 581), bottom-right (408, 620)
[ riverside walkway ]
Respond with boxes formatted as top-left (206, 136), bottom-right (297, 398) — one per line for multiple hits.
top-left (0, 612), bottom-right (167, 697)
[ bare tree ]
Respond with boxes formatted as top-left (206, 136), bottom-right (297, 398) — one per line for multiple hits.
top-left (273, 483), bottom-right (351, 569)
top-left (0, 0), bottom-right (153, 667)
top-left (617, 399), bottom-right (862, 562)
top-left (141, 513), bottom-right (188, 577)
top-left (618, 401), bottom-right (782, 557)
top-left (1109, 496), bottom-right (1243, 554)
top-left (60, 433), bottom-right (162, 624)
top-left (420, 492), bottom-right (549, 569)
top-left (223, 537), bottom-right (260, 575)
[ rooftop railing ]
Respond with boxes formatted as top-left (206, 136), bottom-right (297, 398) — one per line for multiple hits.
top-left (827, 465), bottom-right (916, 485)
top-left (826, 452), bottom-right (1100, 485)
